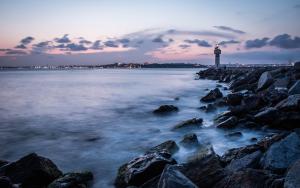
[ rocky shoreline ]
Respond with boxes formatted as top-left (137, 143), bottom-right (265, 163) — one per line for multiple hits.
top-left (1, 63), bottom-right (300, 188)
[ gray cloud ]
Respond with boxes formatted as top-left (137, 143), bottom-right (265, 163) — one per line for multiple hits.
top-left (214, 26), bottom-right (246, 34)
top-left (166, 29), bottom-right (236, 39)
top-left (34, 41), bottom-right (52, 48)
top-left (245, 37), bottom-right (269, 49)
top-left (118, 38), bottom-right (130, 44)
top-left (55, 34), bottom-right (71, 43)
top-left (218, 40), bottom-right (240, 47)
top-left (65, 43), bottom-right (88, 51)
top-left (90, 40), bottom-right (103, 50)
top-left (79, 39), bottom-right (92, 45)
top-left (5, 49), bottom-right (27, 55)
top-left (152, 36), bottom-right (164, 43)
top-left (104, 40), bottom-right (119, 48)
top-left (269, 34), bottom-right (300, 49)
top-left (184, 39), bottom-right (212, 47)
top-left (15, 44), bottom-right (27, 49)
top-left (294, 4), bottom-right (300, 8)
top-left (20, 36), bottom-right (34, 45)
top-left (178, 44), bottom-right (190, 49)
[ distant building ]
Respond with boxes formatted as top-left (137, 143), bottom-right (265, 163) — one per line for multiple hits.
top-left (214, 45), bottom-right (221, 68)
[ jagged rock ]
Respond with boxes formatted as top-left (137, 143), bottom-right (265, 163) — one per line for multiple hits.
top-left (225, 150), bottom-right (262, 172)
top-left (180, 133), bottom-right (199, 148)
top-left (0, 160), bottom-right (9, 168)
top-left (145, 140), bottom-right (179, 155)
top-left (153, 105), bottom-right (178, 114)
top-left (0, 153), bottom-right (62, 188)
top-left (0, 177), bottom-right (14, 188)
top-left (225, 132), bottom-right (242, 138)
top-left (294, 61), bottom-right (300, 71)
top-left (205, 104), bottom-right (217, 112)
top-left (225, 93), bottom-right (243, 106)
top-left (260, 132), bottom-right (300, 173)
top-left (114, 152), bottom-right (177, 188)
top-left (140, 175), bottom-right (160, 188)
top-left (200, 88), bottom-right (223, 102)
top-left (216, 116), bottom-right (238, 129)
top-left (274, 77), bottom-right (289, 90)
top-left (48, 171), bottom-right (93, 188)
top-left (275, 94), bottom-right (300, 111)
top-left (288, 80), bottom-right (300, 95)
top-left (284, 159), bottom-right (300, 188)
top-left (257, 132), bottom-right (288, 151)
top-left (254, 107), bottom-right (279, 124)
top-left (172, 118), bottom-right (203, 130)
top-left (250, 137), bottom-right (258, 142)
top-left (257, 71), bottom-right (273, 91)
top-left (158, 165), bottom-right (198, 188)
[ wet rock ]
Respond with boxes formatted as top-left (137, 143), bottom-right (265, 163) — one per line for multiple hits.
top-left (158, 165), bottom-right (198, 188)
top-left (198, 106), bottom-right (206, 111)
top-left (48, 171), bottom-right (93, 188)
top-left (174, 97), bottom-right (180, 101)
top-left (257, 132), bottom-right (289, 151)
top-left (260, 132), bottom-right (300, 173)
top-left (284, 159), bottom-right (300, 188)
top-left (140, 175), bottom-right (160, 188)
top-left (225, 93), bottom-right (243, 106)
top-left (216, 84), bottom-right (222, 88)
top-left (275, 94), bottom-right (300, 111)
top-left (221, 144), bottom-right (261, 164)
top-left (153, 105), bottom-right (178, 114)
top-left (200, 88), bottom-right (223, 102)
top-left (216, 116), bottom-right (238, 129)
top-left (257, 71), bottom-right (273, 91)
top-left (206, 103), bottom-right (217, 112)
top-left (114, 152), bottom-right (177, 188)
top-left (0, 153), bottom-right (62, 188)
top-left (250, 137), bottom-right (258, 142)
top-left (0, 176), bottom-right (14, 188)
top-left (261, 88), bottom-right (288, 106)
top-left (274, 77), bottom-right (289, 90)
top-left (254, 107), bottom-right (279, 124)
top-left (294, 61), bottom-right (300, 71)
top-left (225, 132), bottom-right (242, 138)
top-left (0, 160), bottom-right (9, 168)
top-left (180, 133), bottom-right (199, 148)
top-left (288, 80), bottom-right (300, 95)
top-left (225, 150), bottom-right (262, 172)
top-left (146, 140), bottom-right (179, 155)
top-left (172, 118), bottom-right (203, 130)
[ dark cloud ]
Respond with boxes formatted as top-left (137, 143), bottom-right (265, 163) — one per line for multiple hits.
top-left (118, 38), bottom-right (130, 44)
top-left (214, 26), bottom-right (246, 34)
top-left (269, 34), bottom-right (300, 49)
top-left (104, 40), bottom-right (119, 48)
top-left (20, 36), bottom-right (34, 45)
top-left (34, 41), bottom-right (52, 48)
top-left (65, 43), bottom-right (88, 51)
top-left (15, 44), bottom-right (27, 49)
top-left (0, 48), bottom-right (10, 51)
top-left (55, 34), bottom-right (71, 43)
top-left (90, 40), bottom-right (103, 50)
top-left (245, 37), bottom-right (269, 49)
top-left (167, 29), bottom-right (235, 39)
top-left (168, 38), bottom-right (174, 42)
top-left (152, 36), bottom-right (164, 43)
top-left (184, 39), bottom-right (212, 47)
top-left (218, 40), bottom-right (240, 47)
top-left (79, 39), bottom-right (92, 45)
top-left (178, 44), bottom-right (190, 49)
top-left (5, 49), bottom-right (27, 55)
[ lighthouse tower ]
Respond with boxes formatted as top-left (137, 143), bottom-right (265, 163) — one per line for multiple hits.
top-left (214, 45), bottom-right (221, 68)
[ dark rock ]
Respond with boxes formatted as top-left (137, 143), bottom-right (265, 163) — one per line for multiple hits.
top-left (257, 71), bottom-right (273, 91)
top-left (200, 88), bottom-right (223, 102)
top-left (205, 104), bottom-right (217, 112)
top-left (172, 118), bottom-right (203, 130)
top-left (153, 105), bottom-right (178, 114)
top-left (275, 94), bottom-right (300, 111)
top-left (180, 133), bottom-right (199, 148)
top-left (273, 77), bottom-right (289, 90)
top-left (0, 160), bottom-right (9, 168)
top-left (254, 107), bottom-right (279, 124)
top-left (146, 140), bottom-right (179, 155)
top-left (0, 153), bottom-right (62, 188)
top-left (0, 177), bottom-right (13, 188)
top-left (250, 137), bottom-right (258, 142)
top-left (225, 150), bottom-right (262, 172)
top-left (157, 165), bottom-right (198, 188)
top-left (48, 171), bottom-right (93, 188)
top-left (198, 106), bottom-right (206, 110)
top-left (216, 116), bottom-right (238, 129)
top-left (288, 80), bottom-right (300, 95)
top-left (225, 132), bottom-right (242, 138)
top-left (216, 84), bottom-right (222, 88)
top-left (114, 152), bottom-right (177, 188)
top-left (257, 132), bottom-right (289, 151)
top-left (261, 88), bottom-right (288, 107)
top-left (241, 121), bottom-right (259, 128)
top-left (225, 93), bottom-right (243, 106)
top-left (140, 175), bottom-right (160, 188)
top-left (223, 87), bottom-right (228, 90)
top-left (294, 61), bottom-right (300, 71)
top-left (284, 159), bottom-right (300, 188)
top-left (260, 132), bottom-right (300, 173)
top-left (174, 97), bottom-right (180, 101)
top-left (221, 144), bottom-right (261, 164)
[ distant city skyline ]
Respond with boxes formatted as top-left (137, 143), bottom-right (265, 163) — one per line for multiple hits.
top-left (0, 0), bottom-right (300, 66)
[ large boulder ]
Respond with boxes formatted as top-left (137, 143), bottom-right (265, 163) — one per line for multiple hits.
top-left (200, 88), bottom-right (223, 102)
top-left (145, 140), bottom-right (179, 155)
top-left (257, 71), bottom-right (273, 91)
top-left (0, 177), bottom-right (14, 188)
top-left (254, 107), bottom-right (280, 124)
top-left (275, 94), bottom-right (300, 111)
top-left (153, 105), bottom-right (178, 114)
top-left (284, 159), bottom-right (300, 188)
top-left (294, 61), bottom-right (300, 71)
top-left (260, 132), bottom-right (300, 173)
top-left (48, 171), bottom-right (93, 188)
top-left (288, 80), bottom-right (300, 95)
top-left (157, 165), bottom-right (198, 188)
top-left (225, 150), bottom-right (262, 172)
top-left (216, 116), bottom-right (238, 129)
top-left (225, 93), bottom-right (243, 106)
top-left (221, 144), bottom-right (261, 164)
top-left (0, 153), bottom-right (62, 188)
top-left (274, 77), bottom-right (289, 90)
top-left (114, 152), bottom-right (177, 188)
top-left (180, 133), bottom-right (199, 148)
top-left (172, 118), bottom-right (203, 130)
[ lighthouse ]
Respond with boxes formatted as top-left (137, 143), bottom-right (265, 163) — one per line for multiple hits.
top-left (214, 45), bottom-right (221, 68)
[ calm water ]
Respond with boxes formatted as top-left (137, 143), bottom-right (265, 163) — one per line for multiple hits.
top-left (0, 69), bottom-right (271, 187)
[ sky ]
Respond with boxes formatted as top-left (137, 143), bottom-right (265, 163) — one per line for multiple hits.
top-left (0, 0), bottom-right (300, 66)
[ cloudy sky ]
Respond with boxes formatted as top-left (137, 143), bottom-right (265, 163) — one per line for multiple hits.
top-left (0, 0), bottom-right (300, 66)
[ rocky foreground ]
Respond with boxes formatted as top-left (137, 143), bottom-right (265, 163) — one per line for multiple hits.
top-left (1, 63), bottom-right (300, 188)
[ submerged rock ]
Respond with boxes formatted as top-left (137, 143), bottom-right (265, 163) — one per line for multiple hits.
top-left (153, 105), bottom-right (178, 114)
top-left (284, 159), bottom-right (300, 188)
top-left (48, 171), bottom-right (93, 188)
top-left (145, 140), bottom-right (179, 155)
top-left (225, 132), bottom-right (243, 138)
top-left (216, 116), bottom-right (238, 129)
top-left (257, 71), bottom-right (273, 91)
top-left (172, 118), bottom-right (203, 130)
top-left (200, 88), bottom-right (223, 102)
top-left (180, 133), bottom-right (199, 148)
top-left (0, 153), bottom-right (62, 188)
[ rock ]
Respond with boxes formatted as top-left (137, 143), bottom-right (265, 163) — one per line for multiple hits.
top-left (294, 61), bottom-right (300, 71)
top-left (216, 116), bottom-right (238, 129)
top-left (0, 160), bottom-right (9, 168)
top-left (225, 150), bottom-right (262, 172)
top-left (223, 87), bottom-right (228, 90)
top-left (200, 88), bottom-right (223, 102)
top-left (172, 118), bottom-right (203, 130)
top-left (225, 93), bottom-right (243, 106)
top-left (274, 77), bottom-right (289, 90)
top-left (198, 106), bottom-right (206, 110)
top-left (180, 133), bottom-right (199, 148)
top-left (114, 152), bottom-right (177, 188)
top-left (288, 80), bottom-right (300, 95)
top-left (257, 132), bottom-right (289, 151)
top-left (225, 132), bottom-right (242, 138)
top-left (153, 105), bottom-right (178, 114)
top-left (140, 175), bottom-right (160, 188)
top-left (215, 168), bottom-right (281, 188)
top-left (0, 177), bottom-right (13, 188)
top-left (48, 171), bottom-right (93, 188)
top-left (0, 153), bottom-right (62, 188)
top-left (221, 144), bottom-right (261, 164)
top-left (145, 140), bottom-right (179, 155)
top-left (205, 104), bottom-right (217, 112)
top-left (157, 165), bottom-right (198, 188)
top-left (260, 132), bottom-right (300, 173)
top-left (216, 84), bottom-right (222, 88)
top-left (174, 97), bottom-right (180, 101)
top-left (284, 159), bottom-right (300, 188)
top-left (275, 94), bottom-right (300, 111)
top-left (261, 88), bottom-right (288, 106)
top-left (257, 71), bottom-right (273, 91)
top-left (250, 137), bottom-right (258, 142)
top-left (254, 107), bottom-right (279, 124)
